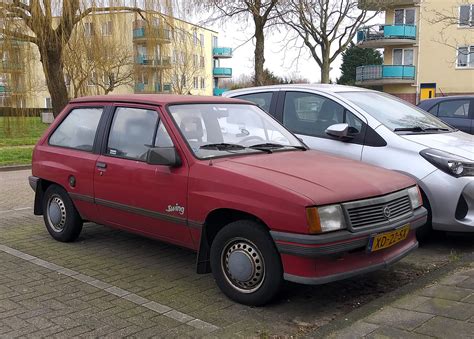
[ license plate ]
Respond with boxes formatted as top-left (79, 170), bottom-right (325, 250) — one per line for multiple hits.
top-left (368, 224), bottom-right (410, 252)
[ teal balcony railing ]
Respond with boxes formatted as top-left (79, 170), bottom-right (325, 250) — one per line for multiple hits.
top-left (135, 55), bottom-right (171, 67)
top-left (357, 25), bottom-right (416, 43)
top-left (0, 60), bottom-right (22, 72)
top-left (213, 67), bottom-right (232, 77)
top-left (213, 47), bottom-right (233, 58)
top-left (213, 88), bottom-right (229, 96)
top-left (133, 27), bottom-right (171, 42)
top-left (356, 65), bottom-right (415, 82)
top-left (135, 82), bottom-right (145, 92)
top-left (135, 82), bottom-right (171, 93)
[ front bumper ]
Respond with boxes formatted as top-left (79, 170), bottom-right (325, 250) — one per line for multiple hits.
top-left (28, 176), bottom-right (38, 192)
top-left (421, 170), bottom-right (474, 232)
top-left (270, 207), bottom-right (426, 285)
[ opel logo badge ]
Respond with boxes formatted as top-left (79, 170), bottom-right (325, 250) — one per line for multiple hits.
top-left (383, 206), bottom-right (391, 219)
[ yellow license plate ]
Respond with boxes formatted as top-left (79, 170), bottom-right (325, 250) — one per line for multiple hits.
top-left (368, 224), bottom-right (410, 252)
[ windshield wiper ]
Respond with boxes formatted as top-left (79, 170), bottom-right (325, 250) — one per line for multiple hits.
top-left (423, 127), bottom-right (450, 131)
top-left (200, 143), bottom-right (246, 151)
top-left (249, 143), bottom-right (307, 151)
top-left (393, 126), bottom-right (426, 132)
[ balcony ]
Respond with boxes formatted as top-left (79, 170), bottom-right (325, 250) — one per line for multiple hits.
top-left (135, 82), bottom-right (172, 93)
top-left (135, 55), bottom-right (172, 68)
top-left (0, 61), bottom-right (23, 73)
top-left (213, 47), bottom-right (233, 58)
top-left (357, 25), bottom-right (416, 48)
top-left (355, 65), bottom-right (415, 85)
top-left (358, 0), bottom-right (420, 10)
top-left (213, 67), bottom-right (232, 78)
top-left (132, 27), bottom-right (171, 44)
top-left (213, 88), bottom-right (229, 96)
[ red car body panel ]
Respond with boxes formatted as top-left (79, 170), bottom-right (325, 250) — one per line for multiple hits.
top-left (31, 95), bottom-right (426, 285)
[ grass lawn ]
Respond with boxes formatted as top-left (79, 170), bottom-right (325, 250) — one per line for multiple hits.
top-left (0, 117), bottom-right (49, 166)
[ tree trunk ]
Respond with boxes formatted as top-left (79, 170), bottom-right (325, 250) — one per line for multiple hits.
top-left (39, 45), bottom-right (69, 117)
top-left (320, 48), bottom-right (331, 84)
top-left (254, 18), bottom-right (265, 87)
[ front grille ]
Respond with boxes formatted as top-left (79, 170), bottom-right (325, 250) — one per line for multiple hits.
top-left (344, 191), bottom-right (413, 230)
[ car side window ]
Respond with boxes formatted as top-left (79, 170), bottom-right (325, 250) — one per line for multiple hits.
top-left (234, 92), bottom-right (273, 112)
top-left (438, 100), bottom-right (470, 118)
top-left (49, 107), bottom-right (103, 152)
top-left (107, 107), bottom-right (158, 161)
top-left (428, 104), bottom-right (438, 116)
top-left (283, 91), bottom-right (363, 139)
top-left (154, 120), bottom-right (174, 147)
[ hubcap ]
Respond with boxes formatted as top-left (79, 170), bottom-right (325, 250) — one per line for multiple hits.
top-left (222, 238), bottom-right (265, 293)
top-left (47, 196), bottom-right (66, 232)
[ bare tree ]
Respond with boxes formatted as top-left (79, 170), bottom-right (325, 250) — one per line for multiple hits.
top-left (278, 0), bottom-right (378, 83)
top-left (190, 0), bottom-right (279, 86)
top-left (168, 28), bottom-right (205, 95)
top-left (0, 1), bottom-right (171, 116)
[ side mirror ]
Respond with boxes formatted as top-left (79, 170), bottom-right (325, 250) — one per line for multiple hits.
top-left (325, 123), bottom-right (352, 140)
top-left (146, 147), bottom-right (182, 167)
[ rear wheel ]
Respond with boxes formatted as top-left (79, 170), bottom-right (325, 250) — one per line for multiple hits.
top-left (42, 185), bottom-right (83, 242)
top-left (210, 220), bottom-right (283, 306)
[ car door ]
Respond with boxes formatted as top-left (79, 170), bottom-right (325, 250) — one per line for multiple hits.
top-left (93, 104), bottom-right (193, 248)
top-left (278, 91), bottom-right (367, 161)
top-left (435, 99), bottom-right (471, 133)
top-left (231, 91), bottom-right (277, 115)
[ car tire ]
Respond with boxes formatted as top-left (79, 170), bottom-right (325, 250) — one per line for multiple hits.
top-left (42, 185), bottom-right (83, 242)
top-left (210, 220), bottom-right (283, 306)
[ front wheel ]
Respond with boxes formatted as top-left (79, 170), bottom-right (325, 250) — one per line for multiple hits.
top-left (210, 220), bottom-right (283, 306)
top-left (42, 185), bottom-right (83, 242)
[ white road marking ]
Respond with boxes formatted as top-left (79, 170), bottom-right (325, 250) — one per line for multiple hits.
top-left (0, 207), bottom-right (32, 214)
top-left (0, 244), bottom-right (219, 333)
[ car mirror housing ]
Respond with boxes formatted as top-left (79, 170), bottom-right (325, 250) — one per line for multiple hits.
top-left (146, 147), bottom-right (182, 167)
top-left (325, 123), bottom-right (351, 140)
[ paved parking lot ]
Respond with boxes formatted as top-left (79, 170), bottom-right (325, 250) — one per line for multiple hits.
top-left (0, 169), bottom-right (473, 337)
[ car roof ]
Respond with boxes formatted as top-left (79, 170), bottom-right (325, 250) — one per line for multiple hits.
top-left (225, 83), bottom-right (370, 94)
top-left (70, 94), bottom-right (249, 106)
top-left (418, 95), bottom-right (474, 106)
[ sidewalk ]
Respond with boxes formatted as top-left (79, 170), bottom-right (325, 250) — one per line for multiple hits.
top-left (325, 258), bottom-right (474, 338)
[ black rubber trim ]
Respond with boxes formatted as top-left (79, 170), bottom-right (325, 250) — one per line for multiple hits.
top-left (28, 176), bottom-right (38, 192)
top-left (276, 237), bottom-right (368, 257)
top-left (270, 207), bottom-right (427, 245)
top-left (284, 241), bottom-right (418, 285)
top-left (67, 192), bottom-right (203, 228)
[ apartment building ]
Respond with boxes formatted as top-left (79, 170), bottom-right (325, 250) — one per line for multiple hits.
top-left (356, 0), bottom-right (474, 104)
top-left (0, 11), bottom-right (232, 108)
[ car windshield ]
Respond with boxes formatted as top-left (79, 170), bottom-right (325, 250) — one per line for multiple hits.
top-left (340, 91), bottom-right (454, 133)
top-left (168, 103), bottom-right (304, 159)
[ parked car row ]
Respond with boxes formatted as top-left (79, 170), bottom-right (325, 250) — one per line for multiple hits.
top-left (29, 87), bottom-right (471, 306)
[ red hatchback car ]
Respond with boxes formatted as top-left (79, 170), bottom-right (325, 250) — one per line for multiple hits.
top-left (29, 95), bottom-right (427, 305)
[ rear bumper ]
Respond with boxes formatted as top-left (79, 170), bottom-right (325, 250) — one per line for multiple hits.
top-left (28, 176), bottom-right (39, 192)
top-left (271, 207), bottom-right (426, 285)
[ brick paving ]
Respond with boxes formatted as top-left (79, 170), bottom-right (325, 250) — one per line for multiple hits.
top-left (0, 169), bottom-right (473, 337)
top-left (327, 264), bottom-right (474, 339)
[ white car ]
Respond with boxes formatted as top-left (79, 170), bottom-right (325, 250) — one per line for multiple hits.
top-left (224, 84), bottom-right (474, 235)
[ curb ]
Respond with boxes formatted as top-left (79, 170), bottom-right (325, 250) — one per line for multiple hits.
top-left (310, 251), bottom-right (474, 338)
top-left (0, 164), bottom-right (32, 172)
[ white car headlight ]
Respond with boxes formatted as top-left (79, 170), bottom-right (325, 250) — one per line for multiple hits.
top-left (407, 186), bottom-right (423, 209)
top-left (306, 205), bottom-right (346, 234)
top-left (420, 148), bottom-right (474, 178)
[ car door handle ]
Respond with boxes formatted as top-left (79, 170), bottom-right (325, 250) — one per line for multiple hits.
top-left (96, 162), bottom-right (107, 169)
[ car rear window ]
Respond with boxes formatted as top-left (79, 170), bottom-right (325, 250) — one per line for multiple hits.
top-left (49, 107), bottom-right (103, 152)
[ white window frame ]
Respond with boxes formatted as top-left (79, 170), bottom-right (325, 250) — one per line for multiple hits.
top-left (45, 97), bottom-right (52, 109)
top-left (458, 4), bottom-right (474, 27)
top-left (392, 48), bottom-right (414, 65)
top-left (200, 77), bottom-right (205, 89)
top-left (102, 21), bottom-right (112, 36)
top-left (394, 8), bottom-right (416, 25)
top-left (456, 45), bottom-right (474, 68)
top-left (84, 22), bottom-right (94, 37)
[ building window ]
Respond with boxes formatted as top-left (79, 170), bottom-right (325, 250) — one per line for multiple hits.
top-left (393, 48), bottom-right (414, 65)
top-left (200, 77), bottom-right (205, 89)
top-left (200, 33), bottom-right (204, 47)
top-left (212, 35), bottom-right (218, 48)
top-left (200, 56), bottom-right (205, 68)
top-left (193, 77), bottom-right (198, 89)
top-left (394, 8), bottom-right (415, 25)
top-left (459, 4), bottom-right (473, 27)
top-left (84, 22), bottom-right (94, 37)
top-left (193, 54), bottom-right (198, 67)
top-left (88, 72), bottom-right (98, 86)
top-left (181, 75), bottom-right (186, 87)
top-left (457, 46), bottom-right (474, 67)
top-left (102, 21), bottom-right (112, 36)
top-left (193, 31), bottom-right (198, 45)
top-left (45, 97), bottom-right (52, 108)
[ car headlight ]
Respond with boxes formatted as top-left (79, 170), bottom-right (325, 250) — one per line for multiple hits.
top-left (407, 186), bottom-right (423, 209)
top-left (306, 205), bottom-right (346, 234)
top-left (420, 148), bottom-right (474, 178)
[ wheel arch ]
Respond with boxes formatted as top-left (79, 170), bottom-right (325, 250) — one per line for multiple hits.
top-left (196, 208), bottom-right (270, 274)
top-left (33, 178), bottom-right (57, 215)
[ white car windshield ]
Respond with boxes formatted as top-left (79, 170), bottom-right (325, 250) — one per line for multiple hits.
top-left (340, 91), bottom-right (453, 133)
top-left (168, 103), bottom-right (305, 158)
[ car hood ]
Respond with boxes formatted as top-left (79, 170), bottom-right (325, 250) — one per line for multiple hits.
top-left (214, 150), bottom-right (415, 206)
top-left (401, 131), bottom-right (474, 160)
